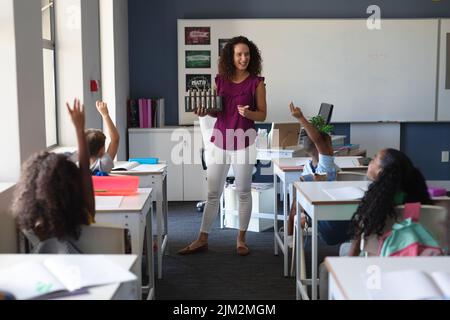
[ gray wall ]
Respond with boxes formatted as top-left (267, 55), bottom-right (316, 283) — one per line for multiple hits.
top-left (128, 0), bottom-right (450, 179)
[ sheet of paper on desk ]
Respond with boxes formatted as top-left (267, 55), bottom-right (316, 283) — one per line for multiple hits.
top-left (0, 256), bottom-right (136, 300)
top-left (0, 261), bottom-right (65, 300)
top-left (43, 255), bottom-right (136, 292)
top-left (335, 158), bottom-right (360, 168)
top-left (323, 186), bottom-right (366, 200)
top-left (95, 196), bottom-right (123, 209)
top-left (130, 164), bottom-right (165, 172)
top-left (364, 270), bottom-right (450, 300)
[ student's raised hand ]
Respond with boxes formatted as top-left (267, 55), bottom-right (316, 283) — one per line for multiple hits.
top-left (237, 105), bottom-right (250, 118)
top-left (96, 100), bottom-right (109, 117)
top-left (66, 98), bottom-right (85, 132)
top-left (289, 102), bottom-right (303, 120)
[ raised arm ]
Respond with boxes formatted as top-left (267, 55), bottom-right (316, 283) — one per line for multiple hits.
top-left (66, 98), bottom-right (95, 219)
top-left (289, 102), bottom-right (333, 155)
top-left (237, 81), bottom-right (267, 122)
top-left (96, 101), bottom-right (120, 160)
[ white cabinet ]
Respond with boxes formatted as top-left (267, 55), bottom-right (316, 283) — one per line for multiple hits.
top-left (222, 184), bottom-right (274, 232)
top-left (129, 127), bottom-right (207, 201)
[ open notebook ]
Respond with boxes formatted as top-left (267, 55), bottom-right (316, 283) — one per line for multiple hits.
top-left (0, 256), bottom-right (136, 300)
top-left (366, 269), bottom-right (450, 300)
top-left (323, 186), bottom-right (367, 200)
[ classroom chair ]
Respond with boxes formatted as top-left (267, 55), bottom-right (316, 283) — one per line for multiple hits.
top-left (394, 204), bottom-right (448, 253)
top-left (73, 225), bottom-right (126, 254)
top-left (336, 171), bottom-right (368, 181)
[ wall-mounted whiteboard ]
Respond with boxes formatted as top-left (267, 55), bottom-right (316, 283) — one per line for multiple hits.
top-left (178, 19), bottom-right (440, 124)
top-left (438, 19), bottom-right (450, 121)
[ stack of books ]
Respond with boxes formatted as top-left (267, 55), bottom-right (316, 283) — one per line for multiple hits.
top-left (333, 144), bottom-right (360, 156)
top-left (127, 98), bottom-right (165, 128)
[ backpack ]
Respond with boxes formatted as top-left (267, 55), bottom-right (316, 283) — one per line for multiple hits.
top-left (377, 202), bottom-right (443, 257)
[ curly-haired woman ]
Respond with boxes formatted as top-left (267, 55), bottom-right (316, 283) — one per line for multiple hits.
top-left (12, 99), bottom-right (95, 254)
top-left (178, 36), bottom-right (267, 256)
top-left (348, 148), bottom-right (432, 256)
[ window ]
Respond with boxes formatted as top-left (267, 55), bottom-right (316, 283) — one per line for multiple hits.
top-left (42, 0), bottom-right (57, 147)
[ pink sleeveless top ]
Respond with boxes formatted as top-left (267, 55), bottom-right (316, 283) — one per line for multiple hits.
top-left (211, 74), bottom-right (265, 150)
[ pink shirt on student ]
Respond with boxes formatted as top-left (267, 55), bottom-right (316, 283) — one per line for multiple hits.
top-left (211, 74), bottom-right (264, 150)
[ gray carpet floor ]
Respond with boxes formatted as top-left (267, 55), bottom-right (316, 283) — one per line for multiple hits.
top-left (154, 201), bottom-right (340, 300)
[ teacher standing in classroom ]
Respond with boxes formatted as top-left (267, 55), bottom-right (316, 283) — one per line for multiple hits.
top-left (178, 36), bottom-right (267, 256)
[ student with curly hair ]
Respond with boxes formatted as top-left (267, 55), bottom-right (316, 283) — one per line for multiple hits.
top-left (86, 100), bottom-right (120, 175)
top-left (348, 148), bottom-right (432, 256)
top-left (319, 149), bottom-right (432, 299)
top-left (178, 36), bottom-right (267, 256)
top-left (12, 99), bottom-right (95, 254)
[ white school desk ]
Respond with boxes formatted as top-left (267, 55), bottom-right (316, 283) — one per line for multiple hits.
top-left (324, 257), bottom-right (450, 300)
top-left (94, 188), bottom-right (154, 300)
top-left (272, 157), bottom-right (366, 277)
top-left (256, 135), bottom-right (346, 161)
top-left (294, 181), bottom-right (450, 300)
top-left (0, 254), bottom-right (138, 300)
top-left (112, 161), bottom-right (168, 280)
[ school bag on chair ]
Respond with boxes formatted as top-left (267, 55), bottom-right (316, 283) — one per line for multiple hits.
top-left (378, 202), bottom-right (444, 257)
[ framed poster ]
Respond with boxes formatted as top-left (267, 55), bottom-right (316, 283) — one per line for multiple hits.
top-left (185, 50), bottom-right (211, 68)
top-left (185, 27), bottom-right (210, 45)
top-left (218, 38), bottom-right (231, 56)
top-left (186, 74), bottom-right (211, 91)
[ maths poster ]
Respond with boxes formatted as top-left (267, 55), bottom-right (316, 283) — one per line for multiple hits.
top-left (186, 74), bottom-right (211, 91)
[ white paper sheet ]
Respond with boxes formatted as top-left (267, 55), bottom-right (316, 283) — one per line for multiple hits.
top-left (323, 186), bottom-right (365, 200)
top-left (335, 157), bottom-right (360, 168)
top-left (95, 196), bottom-right (123, 209)
top-left (43, 255), bottom-right (136, 291)
top-left (0, 256), bottom-right (136, 300)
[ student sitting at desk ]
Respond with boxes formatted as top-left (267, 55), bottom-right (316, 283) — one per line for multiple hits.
top-left (319, 149), bottom-right (434, 299)
top-left (347, 148), bottom-right (433, 256)
top-left (11, 99), bottom-right (95, 254)
top-left (287, 102), bottom-right (351, 246)
top-left (86, 100), bottom-right (120, 175)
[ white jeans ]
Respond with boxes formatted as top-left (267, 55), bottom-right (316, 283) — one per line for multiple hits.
top-left (200, 144), bottom-right (256, 233)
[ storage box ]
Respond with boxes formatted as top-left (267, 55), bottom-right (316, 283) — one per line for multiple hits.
top-left (222, 183), bottom-right (274, 232)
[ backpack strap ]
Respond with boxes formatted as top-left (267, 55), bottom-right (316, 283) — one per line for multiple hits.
top-left (403, 202), bottom-right (421, 222)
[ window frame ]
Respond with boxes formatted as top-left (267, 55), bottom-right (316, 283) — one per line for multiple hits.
top-left (42, 0), bottom-right (59, 149)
